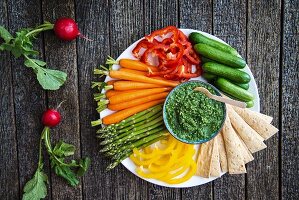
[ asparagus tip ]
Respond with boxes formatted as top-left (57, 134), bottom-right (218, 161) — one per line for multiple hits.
top-left (91, 119), bottom-right (102, 127)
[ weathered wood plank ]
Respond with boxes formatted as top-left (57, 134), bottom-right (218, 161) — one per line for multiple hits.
top-left (179, 0), bottom-right (213, 31)
top-left (42, 0), bottom-right (82, 199)
top-left (0, 0), bottom-right (19, 199)
top-left (179, 0), bottom-right (213, 198)
top-left (109, 1), bottom-right (149, 199)
top-left (6, 0), bottom-right (49, 199)
top-left (281, 0), bottom-right (299, 199)
top-left (74, 0), bottom-right (113, 200)
top-left (212, 1), bottom-right (247, 199)
top-left (144, 0), bottom-right (179, 34)
top-left (247, 0), bottom-right (281, 199)
top-left (144, 1), bottom-right (180, 198)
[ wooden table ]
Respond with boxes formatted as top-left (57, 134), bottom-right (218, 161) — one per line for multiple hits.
top-left (0, 0), bottom-right (298, 199)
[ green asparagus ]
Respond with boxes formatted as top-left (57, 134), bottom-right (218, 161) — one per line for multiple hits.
top-left (100, 124), bottom-right (165, 153)
top-left (100, 115), bottom-right (164, 145)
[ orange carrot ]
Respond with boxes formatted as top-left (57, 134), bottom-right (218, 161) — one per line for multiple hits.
top-left (102, 100), bottom-right (164, 125)
top-left (108, 92), bottom-right (169, 111)
top-left (107, 80), bottom-right (118, 85)
top-left (106, 89), bottom-right (140, 98)
top-left (109, 70), bottom-right (178, 87)
top-left (109, 87), bottom-right (171, 104)
top-left (119, 59), bottom-right (158, 72)
top-left (113, 81), bottom-right (165, 91)
top-left (119, 68), bottom-right (147, 75)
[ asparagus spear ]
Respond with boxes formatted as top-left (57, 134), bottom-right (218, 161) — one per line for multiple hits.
top-left (94, 104), bottom-right (162, 131)
top-left (117, 111), bottom-right (162, 134)
top-left (97, 109), bottom-right (162, 138)
top-left (100, 115), bottom-right (164, 145)
top-left (97, 104), bottom-right (163, 137)
top-left (106, 133), bottom-right (168, 170)
top-left (100, 124), bottom-right (165, 153)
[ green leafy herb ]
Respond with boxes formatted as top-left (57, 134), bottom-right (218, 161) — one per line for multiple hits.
top-left (22, 169), bottom-right (48, 200)
top-left (22, 126), bottom-right (90, 200)
top-left (0, 22), bottom-right (67, 90)
top-left (42, 127), bottom-right (90, 187)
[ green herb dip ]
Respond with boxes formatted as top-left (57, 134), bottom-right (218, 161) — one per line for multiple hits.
top-left (164, 81), bottom-right (225, 142)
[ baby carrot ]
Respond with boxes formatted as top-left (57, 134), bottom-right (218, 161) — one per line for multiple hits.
top-left (108, 92), bottom-right (169, 111)
top-left (113, 81), bottom-right (165, 91)
top-left (108, 87), bottom-right (171, 104)
top-left (119, 68), bottom-right (147, 75)
top-left (119, 59), bottom-right (158, 72)
top-left (106, 89), bottom-right (140, 98)
top-left (102, 99), bottom-right (164, 125)
top-left (109, 70), bottom-right (178, 87)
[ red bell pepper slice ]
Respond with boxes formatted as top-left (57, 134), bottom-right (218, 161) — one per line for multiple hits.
top-left (145, 26), bottom-right (179, 43)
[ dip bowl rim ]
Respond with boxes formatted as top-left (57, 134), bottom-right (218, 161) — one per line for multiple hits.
top-left (163, 80), bottom-right (227, 144)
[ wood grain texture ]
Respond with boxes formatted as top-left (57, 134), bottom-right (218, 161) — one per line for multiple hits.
top-left (143, 1), bottom-right (181, 199)
top-left (74, 0), bottom-right (113, 200)
top-left (6, 0), bottom-right (49, 199)
top-left (281, 0), bottom-right (299, 199)
top-left (42, 0), bottom-right (82, 199)
top-left (109, 1), bottom-right (149, 199)
top-left (212, 1), bottom-right (247, 199)
top-left (144, 0), bottom-right (178, 34)
top-left (0, 0), bottom-right (19, 199)
top-left (179, 0), bottom-right (213, 32)
top-left (179, 0), bottom-right (213, 199)
top-left (247, 0), bottom-right (281, 199)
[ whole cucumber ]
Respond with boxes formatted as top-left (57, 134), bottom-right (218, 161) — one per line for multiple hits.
top-left (189, 32), bottom-right (239, 56)
top-left (194, 43), bottom-right (247, 68)
top-left (202, 62), bottom-right (251, 83)
top-left (234, 82), bottom-right (250, 90)
top-left (214, 78), bottom-right (254, 102)
top-left (201, 56), bottom-right (214, 63)
top-left (202, 73), bottom-right (217, 81)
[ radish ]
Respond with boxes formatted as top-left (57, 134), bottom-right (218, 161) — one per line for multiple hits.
top-left (42, 109), bottom-right (61, 127)
top-left (54, 17), bottom-right (90, 41)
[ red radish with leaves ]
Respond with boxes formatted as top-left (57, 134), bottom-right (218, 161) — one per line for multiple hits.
top-left (22, 102), bottom-right (90, 199)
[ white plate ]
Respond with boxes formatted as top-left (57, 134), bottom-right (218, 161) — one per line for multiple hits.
top-left (100, 29), bottom-right (260, 188)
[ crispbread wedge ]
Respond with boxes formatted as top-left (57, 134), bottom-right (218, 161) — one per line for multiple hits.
top-left (236, 132), bottom-right (254, 163)
top-left (222, 115), bottom-right (246, 174)
top-left (196, 140), bottom-right (213, 178)
top-left (254, 112), bottom-right (273, 124)
top-left (215, 131), bottom-right (228, 172)
top-left (232, 106), bottom-right (278, 140)
top-left (209, 138), bottom-right (221, 177)
top-left (227, 105), bottom-right (267, 153)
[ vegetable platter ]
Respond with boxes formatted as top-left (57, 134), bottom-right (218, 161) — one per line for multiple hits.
top-left (91, 28), bottom-right (278, 188)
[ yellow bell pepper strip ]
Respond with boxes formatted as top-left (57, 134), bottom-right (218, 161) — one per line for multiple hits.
top-left (131, 135), bottom-right (197, 184)
top-left (163, 161), bottom-right (197, 184)
top-left (160, 159), bottom-right (191, 181)
top-left (136, 166), bottom-right (168, 179)
top-left (154, 155), bottom-right (171, 165)
top-left (148, 142), bottom-right (184, 172)
top-left (133, 136), bottom-right (177, 159)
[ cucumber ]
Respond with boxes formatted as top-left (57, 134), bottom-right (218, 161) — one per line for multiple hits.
top-left (194, 43), bottom-right (247, 69)
top-left (202, 73), bottom-right (217, 81)
top-left (201, 56), bottom-right (214, 63)
top-left (202, 62), bottom-right (251, 83)
top-left (246, 100), bottom-right (254, 108)
top-left (189, 32), bottom-right (239, 56)
top-left (214, 78), bottom-right (254, 101)
top-left (234, 82), bottom-right (249, 90)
